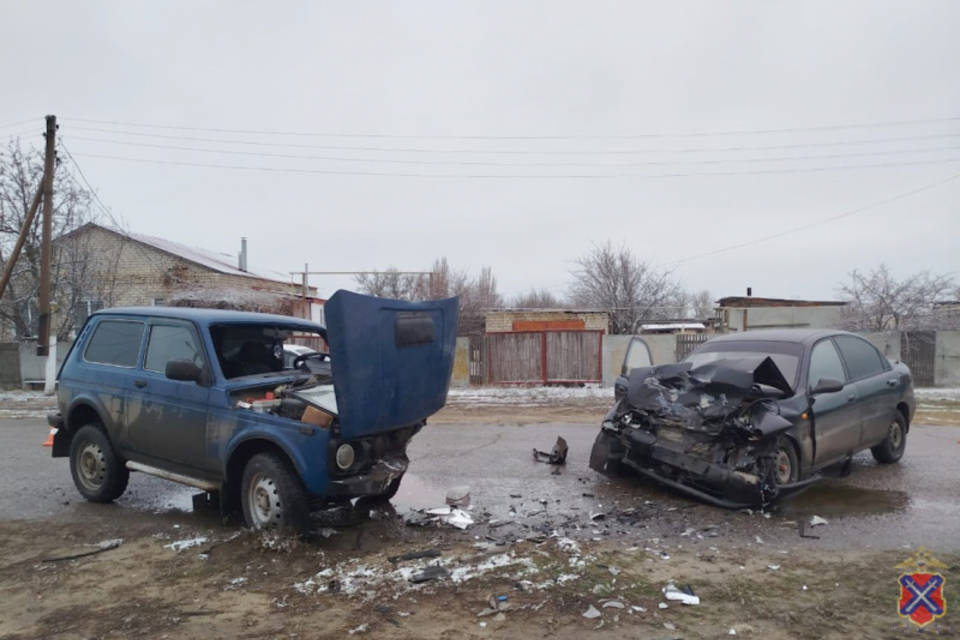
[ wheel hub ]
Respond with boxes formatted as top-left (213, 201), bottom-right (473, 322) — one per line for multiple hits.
top-left (774, 448), bottom-right (792, 485)
top-left (77, 443), bottom-right (106, 491)
top-left (247, 474), bottom-right (282, 528)
top-left (889, 421), bottom-right (903, 449)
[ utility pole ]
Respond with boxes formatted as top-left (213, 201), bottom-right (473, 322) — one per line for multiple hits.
top-left (37, 115), bottom-right (57, 357)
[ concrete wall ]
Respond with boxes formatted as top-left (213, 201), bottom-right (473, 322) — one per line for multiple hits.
top-left (601, 334), bottom-right (679, 386)
top-left (0, 344), bottom-right (20, 388)
top-left (860, 331), bottom-right (901, 361)
top-left (450, 336), bottom-right (470, 387)
top-left (722, 305), bottom-right (846, 332)
top-left (18, 340), bottom-right (69, 383)
top-left (935, 331), bottom-right (960, 386)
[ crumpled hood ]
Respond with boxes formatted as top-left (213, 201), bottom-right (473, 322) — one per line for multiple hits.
top-left (623, 356), bottom-right (794, 434)
top-left (324, 290), bottom-right (459, 438)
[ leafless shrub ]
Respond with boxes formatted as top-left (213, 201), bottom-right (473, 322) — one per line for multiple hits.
top-left (836, 263), bottom-right (957, 331)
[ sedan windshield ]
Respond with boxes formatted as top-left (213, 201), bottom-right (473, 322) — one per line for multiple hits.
top-left (684, 340), bottom-right (804, 391)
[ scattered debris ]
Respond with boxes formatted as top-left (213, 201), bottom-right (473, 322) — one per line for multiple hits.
top-left (348, 623), bottom-right (369, 634)
top-left (388, 549), bottom-right (442, 564)
top-left (602, 600), bottom-right (625, 609)
top-left (663, 583), bottom-right (700, 606)
top-left (409, 565), bottom-right (450, 584)
top-left (664, 622), bottom-right (677, 631)
top-left (658, 602), bottom-right (669, 609)
top-left (767, 564), bottom-right (781, 571)
top-left (798, 521), bottom-right (820, 539)
top-left (809, 515), bottom-right (828, 527)
top-left (533, 436), bottom-right (568, 464)
top-left (754, 535), bottom-right (764, 545)
top-left (405, 507), bottom-right (474, 530)
top-left (445, 486), bottom-right (471, 507)
top-left (582, 605), bottom-right (602, 619)
top-left (680, 527), bottom-right (697, 537)
top-left (631, 605), bottom-right (646, 613)
top-left (43, 538), bottom-right (124, 563)
top-left (164, 536), bottom-right (209, 552)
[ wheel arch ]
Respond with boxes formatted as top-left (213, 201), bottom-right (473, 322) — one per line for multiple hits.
top-left (896, 402), bottom-right (910, 432)
top-left (223, 437), bottom-right (304, 515)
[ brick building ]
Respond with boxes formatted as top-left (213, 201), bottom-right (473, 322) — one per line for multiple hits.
top-left (484, 309), bottom-right (610, 334)
top-left (54, 223), bottom-right (318, 334)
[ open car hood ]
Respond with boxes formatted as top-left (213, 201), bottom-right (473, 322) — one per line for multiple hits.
top-left (324, 290), bottom-right (459, 438)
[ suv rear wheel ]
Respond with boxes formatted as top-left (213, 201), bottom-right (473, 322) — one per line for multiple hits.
top-left (69, 425), bottom-right (129, 502)
top-left (240, 452), bottom-right (308, 533)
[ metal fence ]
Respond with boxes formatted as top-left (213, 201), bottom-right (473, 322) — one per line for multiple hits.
top-left (675, 333), bottom-right (709, 361)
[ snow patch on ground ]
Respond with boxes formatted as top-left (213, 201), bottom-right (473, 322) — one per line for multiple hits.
top-left (447, 385), bottom-right (614, 406)
top-left (914, 388), bottom-right (960, 403)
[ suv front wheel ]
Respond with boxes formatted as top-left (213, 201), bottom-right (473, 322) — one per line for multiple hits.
top-left (240, 452), bottom-right (308, 533)
top-left (69, 425), bottom-right (129, 503)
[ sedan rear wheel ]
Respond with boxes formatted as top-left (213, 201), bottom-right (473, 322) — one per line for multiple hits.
top-left (871, 413), bottom-right (907, 464)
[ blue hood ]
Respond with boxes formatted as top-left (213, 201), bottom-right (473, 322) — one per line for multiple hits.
top-left (324, 290), bottom-right (459, 438)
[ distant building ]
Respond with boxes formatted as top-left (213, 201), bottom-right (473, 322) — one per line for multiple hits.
top-left (484, 308), bottom-right (610, 334)
top-left (639, 321), bottom-right (707, 335)
top-left (55, 223), bottom-right (319, 334)
top-left (716, 296), bottom-right (847, 332)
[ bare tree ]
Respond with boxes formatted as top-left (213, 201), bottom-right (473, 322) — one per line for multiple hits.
top-left (355, 257), bottom-right (501, 336)
top-left (689, 289), bottom-right (715, 320)
top-left (510, 288), bottom-right (566, 309)
top-left (836, 263), bottom-right (956, 331)
top-left (0, 139), bottom-right (97, 340)
top-left (569, 241), bottom-right (684, 334)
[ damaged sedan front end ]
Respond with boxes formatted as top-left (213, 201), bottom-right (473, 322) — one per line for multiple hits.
top-left (590, 356), bottom-right (817, 509)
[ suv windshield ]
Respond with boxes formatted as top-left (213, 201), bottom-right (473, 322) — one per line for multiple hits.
top-left (684, 340), bottom-right (804, 391)
top-left (210, 323), bottom-right (327, 379)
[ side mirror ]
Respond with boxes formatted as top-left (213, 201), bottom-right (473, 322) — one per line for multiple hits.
top-left (166, 359), bottom-right (203, 384)
top-left (810, 377), bottom-right (844, 395)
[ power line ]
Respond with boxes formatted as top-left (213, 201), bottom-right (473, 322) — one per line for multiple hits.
top-left (0, 117), bottom-right (38, 131)
top-left (667, 170), bottom-right (960, 266)
top-left (65, 134), bottom-right (960, 168)
top-left (67, 149), bottom-right (960, 179)
top-left (59, 140), bottom-right (125, 228)
top-left (65, 114), bottom-right (960, 139)
top-left (64, 123), bottom-right (960, 155)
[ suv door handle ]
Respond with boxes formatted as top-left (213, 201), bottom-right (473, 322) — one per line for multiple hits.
top-left (134, 379), bottom-right (147, 389)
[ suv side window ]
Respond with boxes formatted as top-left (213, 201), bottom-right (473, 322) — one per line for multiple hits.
top-left (834, 335), bottom-right (886, 381)
top-left (144, 324), bottom-right (204, 373)
top-left (84, 320), bottom-right (145, 367)
top-left (808, 339), bottom-right (846, 387)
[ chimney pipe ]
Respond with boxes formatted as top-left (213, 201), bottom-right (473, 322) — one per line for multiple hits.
top-left (239, 237), bottom-right (248, 272)
top-left (746, 286), bottom-right (752, 297)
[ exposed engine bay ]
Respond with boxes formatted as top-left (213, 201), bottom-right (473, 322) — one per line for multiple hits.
top-left (590, 357), bottom-right (815, 508)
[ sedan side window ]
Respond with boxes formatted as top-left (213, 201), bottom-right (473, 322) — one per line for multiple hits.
top-left (834, 335), bottom-right (885, 381)
top-left (144, 324), bottom-right (204, 373)
top-left (808, 339), bottom-right (845, 388)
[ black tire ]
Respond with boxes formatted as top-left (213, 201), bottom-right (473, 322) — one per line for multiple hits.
top-left (379, 476), bottom-right (403, 500)
top-left (589, 430), bottom-right (630, 477)
top-left (771, 437), bottom-right (800, 485)
top-left (69, 425), bottom-right (129, 503)
top-left (240, 452), bottom-right (308, 533)
top-left (871, 412), bottom-right (907, 464)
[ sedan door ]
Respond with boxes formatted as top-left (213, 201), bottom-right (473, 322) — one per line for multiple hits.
top-left (125, 320), bottom-right (213, 471)
top-left (833, 335), bottom-right (900, 448)
top-left (806, 338), bottom-right (861, 466)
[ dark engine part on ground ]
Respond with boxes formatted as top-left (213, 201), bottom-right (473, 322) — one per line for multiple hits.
top-left (533, 436), bottom-right (569, 465)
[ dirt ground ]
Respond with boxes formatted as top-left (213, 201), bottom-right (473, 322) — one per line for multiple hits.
top-left (1, 396), bottom-right (958, 639)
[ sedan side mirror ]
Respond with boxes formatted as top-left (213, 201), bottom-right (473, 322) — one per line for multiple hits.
top-left (810, 377), bottom-right (844, 395)
top-left (166, 359), bottom-right (203, 384)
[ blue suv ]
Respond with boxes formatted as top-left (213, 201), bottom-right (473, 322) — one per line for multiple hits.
top-left (49, 290), bottom-right (458, 532)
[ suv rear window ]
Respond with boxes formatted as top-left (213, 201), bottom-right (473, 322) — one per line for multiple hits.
top-left (84, 320), bottom-right (145, 367)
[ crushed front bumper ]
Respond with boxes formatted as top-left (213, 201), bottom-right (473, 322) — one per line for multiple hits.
top-left (590, 427), bottom-right (818, 509)
top-left (325, 455), bottom-right (408, 498)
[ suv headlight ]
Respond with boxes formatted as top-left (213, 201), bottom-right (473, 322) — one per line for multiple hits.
top-left (335, 443), bottom-right (356, 470)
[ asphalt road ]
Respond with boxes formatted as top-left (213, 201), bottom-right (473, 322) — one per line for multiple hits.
top-left (2, 418), bottom-right (958, 552)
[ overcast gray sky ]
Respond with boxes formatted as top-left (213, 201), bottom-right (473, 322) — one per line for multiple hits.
top-left (2, 1), bottom-right (958, 302)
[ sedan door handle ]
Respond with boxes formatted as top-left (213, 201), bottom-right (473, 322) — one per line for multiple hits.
top-left (134, 379), bottom-right (147, 389)
top-left (886, 379), bottom-right (897, 387)
top-left (846, 394), bottom-right (856, 402)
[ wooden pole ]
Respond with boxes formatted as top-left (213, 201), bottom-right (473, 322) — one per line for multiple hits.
top-left (0, 187), bottom-right (43, 301)
top-left (37, 115), bottom-right (57, 356)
